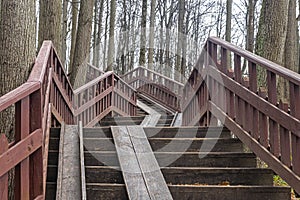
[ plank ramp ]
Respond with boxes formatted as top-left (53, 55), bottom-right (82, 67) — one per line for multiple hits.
top-left (137, 100), bottom-right (161, 127)
top-left (111, 126), bottom-right (172, 200)
top-left (56, 125), bottom-right (82, 200)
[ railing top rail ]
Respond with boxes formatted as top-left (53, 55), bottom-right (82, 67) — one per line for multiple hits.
top-left (114, 73), bottom-right (137, 91)
top-left (74, 71), bottom-right (114, 94)
top-left (87, 63), bottom-right (105, 74)
top-left (208, 36), bottom-right (300, 85)
top-left (0, 82), bottom-right (40, 112)
top-left (123, 66), bottom-right (184, 87)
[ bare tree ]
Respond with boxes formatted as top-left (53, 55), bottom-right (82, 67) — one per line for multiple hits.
top-left (139, 0), bottom-right (147, 66)
top-left (69, 0), bottom-right (80, 74)
top-left (0, 1), bottom-right (36, 198)
top-left (70, 0), bottom-right (94, 86)
top-left (38, 0), bottom-right (62, 56)
top-left (148, 0), bottom-right (156, 69)
top-left (255, 0), bottom-right (289, 87)
top-left (107, 0), bottom-right (116, 71)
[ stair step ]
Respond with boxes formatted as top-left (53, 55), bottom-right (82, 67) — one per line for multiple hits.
top-left (84, 151), bottom-right (119, 166)
top-left (49, 138), bottom-right (59, 150)
top-left (83, 151), bottom-right (256, 168)
top-left (50, 128), bottom-right (60, 138)
top-left (83, 138), bottom-right (116, 151)
top-left (45, 182), bottom-right (56, 200)
top-left (82, 127), bottom-right (232, 139)
top-left (149, 138), bottom-right (244, 152)
top-left (168, 185), bottom-right (291, 200)
top-left (162, 167), bottom-right (274, 186)
top-left (84, 128), bottom-right (111, 138)
top-left (85, 166), bottom-right (123, 184)
top-left (48, 150), bottom-right (59, 165)
top-left (145, 127), bottom-right (231, 138)
top-left (86, 183), bottom-right (128, 200)
top-left (155, 152), bottom-right (257, 167)
top-left (47, 165), bottom-right (58, 182)
top-left (100, 121), bottom-right (142, 126)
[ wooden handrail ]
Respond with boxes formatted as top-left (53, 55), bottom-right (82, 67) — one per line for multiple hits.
top-left (182, 36), bottom-right (300, 194)
top-left (122, 66), bottom-right (183, 111)
top-left (0, 40), bottom-right (137, 199)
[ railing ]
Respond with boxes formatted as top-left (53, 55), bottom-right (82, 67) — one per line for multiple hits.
top-left (122, 66), bottom-right (183, 111)
top-left (86, 63), bottom-right (105, 82)
top-left (0, 41), bottom-right (136, 199)
top-left (182, 36), bottom-right (300, 194)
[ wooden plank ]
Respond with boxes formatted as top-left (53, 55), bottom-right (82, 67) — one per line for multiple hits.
top-left (0, 134), bottom-right (8, 200)
top-left (127, 126), bottom-right (173, 200)
top-left (209, 101), bottom-right (300, 194)
top-left (172, 113), bottom-right (182, 127)
top-left (79, 122), bottom-right (87, 200)
top-left (56, 125), bottom-right (82, 200)
top-left (111, 126), bottom-right (150, 200)
top-left (0, 129), bottom-right (42, 177)
top-left (0, 82), bottom-right (40, 112)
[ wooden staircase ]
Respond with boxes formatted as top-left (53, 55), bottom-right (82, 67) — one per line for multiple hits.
top-left (45, 100), bottom-right (291, 199)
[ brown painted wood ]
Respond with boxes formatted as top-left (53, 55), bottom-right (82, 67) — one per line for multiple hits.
top-left (207, 66), bottom-right (300, 137)
top-left (0, 82), bottom-right (39, 112)
top-left (0, 134), bottom-right (8, 200)
top-left (209, 101), bottom-right (300, 194)
top-left (0, 129), bottom-right (42, 177)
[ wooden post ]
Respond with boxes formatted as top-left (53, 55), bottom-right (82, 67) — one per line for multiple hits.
top-left (30, 90), bottom-right (43, 199)
top-left (0, 134), bottom-right (8, 200)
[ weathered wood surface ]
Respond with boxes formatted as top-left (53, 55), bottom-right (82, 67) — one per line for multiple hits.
top-left (127, 126), bottom-right (173, 200)
top-left (172, 113), bottom-right (182, 127)
top-left (79, 122), bottom-right (87, 200)
top-left (137, 100), bottom-right (161, 127)
top-left (56, 125), bottom-right (82, 200)
top-left (111, 126), bottom-right (150, 199)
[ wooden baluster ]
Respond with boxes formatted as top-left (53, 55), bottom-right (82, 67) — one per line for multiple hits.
top-left (14, 97), bottom-right (30, 200)
top-left (267, 71), bottom-right (279, 156)
top-left (278, 101), bottom-right (291, 167)
top-left (258, 88), bottom-right (269, 148)
top-left (221, 47), bottom-right (227, 74)
top-left (248, 62), bottom-right (259, 138)
top-left (234, 54), bottom-right (242, 83)
top-left (0, 134), bottom-right (8, 200)
top-left (30, 90), bottom-right (43, 199)
top-left (289, 82), bottom-right (300, 175)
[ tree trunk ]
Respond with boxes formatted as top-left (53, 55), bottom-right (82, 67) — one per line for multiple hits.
top-left (280, 0), bottom-right (298, 100)
top-left (62, 0), bottom-right (68, 67)
top-left (255, 0), bottom-right (289, 87)
top-left (95, 0), bottom-right (104, 68)
top-left (92, 0), bottom-right (98, 66)
top-left (69, 0), bottom-right (80, 74)
top-left (38, 0), bottom-right (62, 57)
top-left (139, 0), bottom-right (147, 66)
top-left (103, 0), bottom-right (110, 69)
top-left (225, 0), bottom-right (232, 42)
top-left (0, 1), bottom-right (36, 198)
top-left (107, 0), bottom-right (116, 71)
top-left (246, 0), bottom-right (256, 52)
top-left (148, 0), bottom-right (156, 70)
top-left (175, 0), bottom-right (185, 76)
top-left (70, 0), bottom-right (94, 87)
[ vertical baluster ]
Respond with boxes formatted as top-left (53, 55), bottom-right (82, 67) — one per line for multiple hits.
top-left (0, 135), bottom-right (8, 200)
top-left (290, 82), bottom-right (300, 175)
top-left (278, 101), bottom-right (291, 167)
top-left (258, 88), bottom-right (269, 148)
top-left (267, 71), bottom-right (279, 156)
top-left (234, 54), bottom-right (242, 83)
top-left (221, 47), bottom-right (227, 73)
top-left (29, 89), bottom-right (43, 199)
